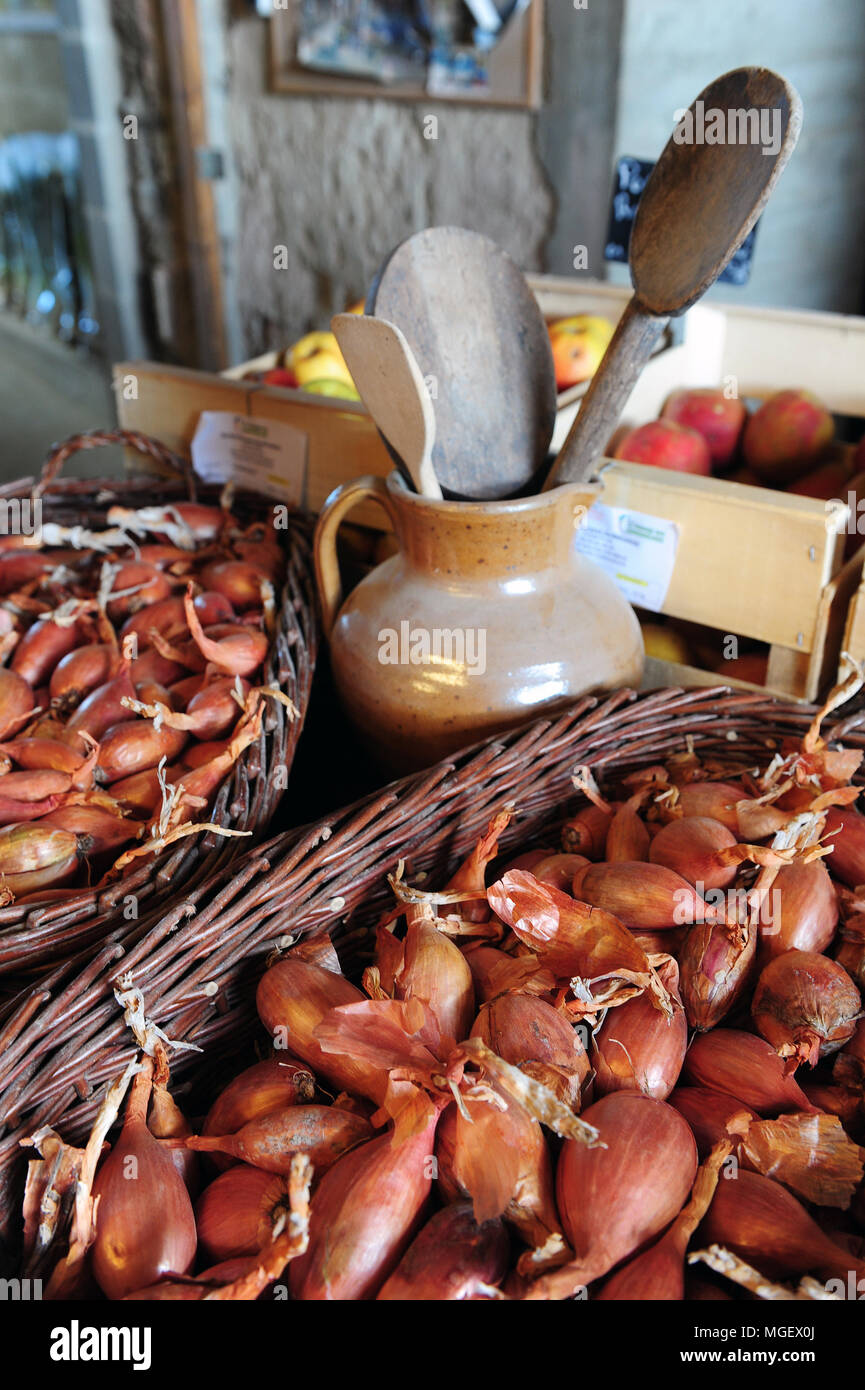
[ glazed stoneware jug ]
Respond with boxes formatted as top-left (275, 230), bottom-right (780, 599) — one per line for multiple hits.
top-left (314, 471), bottom-right (644, 772)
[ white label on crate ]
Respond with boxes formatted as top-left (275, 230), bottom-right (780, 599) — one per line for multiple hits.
top-left (574, 501), bottom-right (679, 612)
top-left (191, 412), bottom-right (307, 504)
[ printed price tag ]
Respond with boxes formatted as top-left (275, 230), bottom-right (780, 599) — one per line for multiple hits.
top-left (191, 412), bottom-right (307, 504)
top-left (574, 501), bottom-right (679, 612)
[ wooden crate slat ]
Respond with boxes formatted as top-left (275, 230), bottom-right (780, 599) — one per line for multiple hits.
top-left (597, 460), bottom-right (848, 652)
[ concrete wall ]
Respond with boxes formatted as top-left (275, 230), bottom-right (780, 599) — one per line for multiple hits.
top-left (611, 0), bottom-right (865, 312)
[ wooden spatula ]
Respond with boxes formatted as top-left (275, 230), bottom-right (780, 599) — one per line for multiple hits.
top-left (367, 226), bottom-right (557, 501)
top-left (332, 312), bottom-right (442, 500)
top-left (546, 67), bottom-right (802, 490)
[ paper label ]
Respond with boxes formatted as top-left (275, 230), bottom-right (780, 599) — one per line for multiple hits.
top-left (574, 501), bottom-right (678, 612)
top-left (191, 412), bottom-right (307, 505)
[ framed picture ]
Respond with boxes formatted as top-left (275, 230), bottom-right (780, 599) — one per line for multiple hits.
top-left (270, 1), bottom-right (544, 110)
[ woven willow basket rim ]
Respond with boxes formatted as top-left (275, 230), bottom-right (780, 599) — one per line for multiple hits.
top-left (0, 429), bottom-right (319, 978)
top-left (2, 682), bottom-right (865, 1257)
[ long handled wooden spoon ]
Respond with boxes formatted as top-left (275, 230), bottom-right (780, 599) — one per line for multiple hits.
top-left (332, 312), bottom-right (442, 499)
top-left (546, 67), bottom-right (802, 490)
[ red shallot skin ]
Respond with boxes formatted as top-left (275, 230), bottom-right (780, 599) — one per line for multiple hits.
top-left (128, 648), bottom-right (186, 687)
top-left (184, 676), bottom-right (251, 740)
top-left (95, 719), bottom-right (188, 783)
top-left (682, 1028), bottom-right (817, 1116)
top-left (593, 956), bottom-right (687, 1100)
top-left (106, 561), bottom-right (173, 619)
top-left (388, 920), bottom-right (475, 1048)
top-left (200, 560), bottom-right (268, 611)
top-left (0, 737), bottom-right (83, 774)
top-left (434, 1090), bottom-right (564, 1260)
top-left (187, 1104), bottom-right (372, 1175)
top-left (109, 766), bottom-right (170, 817)
top-left (561, 802), bottom-right (613, 859)
top-left (470, 993), bottom-right (590, 1108)
top-left (751, 949), bottom-right (861, 1068)
top-left (0, 549), bottom-right (73, 594)
top-left (377, 1202), bottom-right (509, 1300)
top-left (668, 1086), bottom-right (758, 1158)
top-left (39, 804), bottom-right (140, 854)
top-left (699, 1168), bottom-right (865, 1283)
top-left (289, 1118), bottom-right (437, 1301)
top-left (758, 859), bottom-right (838, 962)
top-left (182, 739), bottom-right (229, 769)
top-left (195, 1164), bottom-right (290, 1261)
top-left (67, 668), bottom-right (137, 741)
top-left (461, 944), bottom-right (553, 1004)
top-left (0, 793), bottom-right (65, 827)
top-left (532, 853), bottom-right (590, 892)
top-left (574, 860), bottom-right (713, 930)
top-left (49, 643), bottom-right (114, 709)
top-left (0, 823), bottom-right (79, 894)
top-left (604, 804), bottom-right (650, 863)
top-left (202, 1058), bottom-right (316, 1171)
top-left (674, 781), bottom-right (745, 834)
top-left (0, 768), bottom-right (71, 801)
top-left (648, 816), bottom-right (738, 891)
top-left (678, 913), bottom-right (758, 1032)
top-left (256, 958), bottom-right (386, 1104)
top-left (824, 804), bottom-right (865, 888)
top-left (526, 1092), bottom-right (697, 1298)
top-left (91, 1090), bottom-right (197, 1299)
top-left (0, 668), bottom-right (35, 739)
top-left (121, 591), bottom-right (234, 647)
top-left (11, 615), bottom-right (83, 689)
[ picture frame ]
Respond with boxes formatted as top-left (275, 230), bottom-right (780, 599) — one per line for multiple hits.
top-left (269, 1), bottom-right (544, 110)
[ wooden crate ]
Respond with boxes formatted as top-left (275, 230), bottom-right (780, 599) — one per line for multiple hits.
top-left (115, 277), bottom-right (865, 703)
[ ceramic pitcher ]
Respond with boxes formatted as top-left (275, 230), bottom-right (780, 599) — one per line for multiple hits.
top-left (314, 471), bottom-right (644, 772)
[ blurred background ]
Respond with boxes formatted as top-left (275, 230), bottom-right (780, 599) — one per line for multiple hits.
top-left (1, 0), bottom-right (864, 477)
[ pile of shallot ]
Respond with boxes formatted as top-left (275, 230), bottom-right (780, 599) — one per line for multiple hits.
top-left (0, 499), bottom-right (290, 901)
top-left (25, 687), bottom-right (865, 1300)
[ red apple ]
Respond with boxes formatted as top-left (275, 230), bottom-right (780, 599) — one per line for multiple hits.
top-left (263, 366), bottom-right (299, 388)
top-left (661, 388), bottom-right (746, 472)
top-left (613, 419), bottom-right (711, 475)
top-left (743, 389), bottom-right (834, 483)
top-left (787, 443), bottom-right (854, 500)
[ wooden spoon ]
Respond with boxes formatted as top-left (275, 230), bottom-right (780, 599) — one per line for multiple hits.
top-left (367, 226), bottom-right (557, 501)
top-left (546, 67), bottom-right (802, 490)
top-left (332, 313), bottom-right (442, 499)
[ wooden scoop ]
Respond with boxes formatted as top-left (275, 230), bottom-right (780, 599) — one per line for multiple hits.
top-left (367, 226), bottom-right (557, 501)
top-left (546, 67), bottom-right (802, 490)
top-left (332, 312), bottom-right (442, 499)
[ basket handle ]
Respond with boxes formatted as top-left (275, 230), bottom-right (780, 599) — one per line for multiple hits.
top-left (34, 428), bottom-right (197, 500)
top-left (314, 474), bottom-right (399, 638)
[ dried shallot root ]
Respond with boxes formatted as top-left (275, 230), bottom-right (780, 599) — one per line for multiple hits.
top-left (21, 677), bottom-right (865, 1301)
top-left (0, 500), bottom-right (290, 903)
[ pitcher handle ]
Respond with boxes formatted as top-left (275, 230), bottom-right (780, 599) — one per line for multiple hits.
top-left (314, 475), bottom-right (400, 638)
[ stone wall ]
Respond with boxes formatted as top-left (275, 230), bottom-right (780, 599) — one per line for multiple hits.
top-left (226, 16), bottom-right (554, 356)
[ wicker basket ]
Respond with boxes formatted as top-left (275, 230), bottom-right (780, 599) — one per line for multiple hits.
top-left (0, 429), bottom-right (318, 982)
top-left (3, 682), bottom-right (865, 1258)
